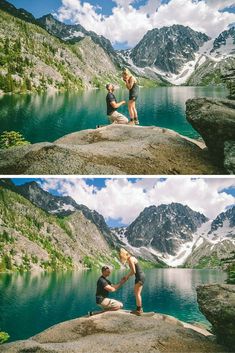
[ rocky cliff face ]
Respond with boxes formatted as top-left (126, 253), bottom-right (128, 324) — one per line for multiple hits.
top-left (125, 203), bottom-right (208, 256)
top-left (186, 98), bottom-right (235, 173)
top-left (0, 185), bottom-right (119, 272)
top-left (196, 284), bottom-right (235, 350)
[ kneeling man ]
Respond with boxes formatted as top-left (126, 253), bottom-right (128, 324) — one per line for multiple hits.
top-left (106, 84), bottom-right (128, 124)
top-left (96, 266), bottom-right (124, 311)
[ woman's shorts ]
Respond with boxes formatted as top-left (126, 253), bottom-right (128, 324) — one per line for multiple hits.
top-left (129, 95), bottom-right (138, 101)
top-left (135, 274), bottom-right (145, 285)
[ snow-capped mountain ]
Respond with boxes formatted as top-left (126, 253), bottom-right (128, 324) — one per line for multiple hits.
top-left (130, 25), bottom-right (209, 74)
top-left (184, 207), bottom-right (235, 268)
top-left (111, 204), bottom-right (235, 268)
top-left (126, 203), bottom-right (208, 252)
top-left (17, 181), bottom-right (78, 216)
top-left (118, 25), bottom-right (235, 86)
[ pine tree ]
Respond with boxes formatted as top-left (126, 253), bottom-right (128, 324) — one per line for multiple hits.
top-left (4, 37), bottom-right (10, 55)
top-left (4, 74), bottom-right (15, 92)
top-left (25, 77), bottom-right (32, 91)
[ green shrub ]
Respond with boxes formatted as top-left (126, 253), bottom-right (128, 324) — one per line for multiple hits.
top-left (0, 131), bottom-right (30, 149)
top-left (0, 331), bottom-right (9, 344)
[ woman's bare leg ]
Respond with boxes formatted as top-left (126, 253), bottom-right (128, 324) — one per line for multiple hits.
top-left (128, 101), bottom-right (135, 120)
top-left (134, 283), bottom-right (143, 308)
top-left (132, 101), bottom-right (138, 119)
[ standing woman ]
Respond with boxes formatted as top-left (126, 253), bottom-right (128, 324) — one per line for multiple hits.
top-left (119, 248), bottom-right (145, 315)
top-left (122, 68), bottom-right (139, 125)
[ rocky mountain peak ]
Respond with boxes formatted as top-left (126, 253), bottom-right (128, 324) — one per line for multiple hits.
top-left (17, 181), bottom-right (78, 216)
top-left (130, 24), bottom-right (210, 74)
top-left (209, 206), bottom-right (235, 233)
top-left (37, 13), bottom-right (116, 58)
top-left (0, 0), bottom-right (37, 24)
top-left (38, 13), bottom-right (87, 40)
top-left (125, 203), bottom-right (208, 255)
top-left (212, 27), bottom-right (235, 53)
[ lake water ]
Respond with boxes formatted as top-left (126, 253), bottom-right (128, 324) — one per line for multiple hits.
top-left (0, 268), bottom-right (227, 343)
top-left (0, 86), bottom-right (227, 143)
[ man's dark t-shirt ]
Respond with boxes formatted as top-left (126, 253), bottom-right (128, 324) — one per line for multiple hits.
top-left (106, 92), bottom-right (117, 115)
top-left (96, 275), bottom-right (111, 304)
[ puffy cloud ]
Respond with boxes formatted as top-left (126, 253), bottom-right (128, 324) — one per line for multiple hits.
top-left (40, 178), bottom-right (235, 225)
top-left (55, 0), bottom-right (235, 47)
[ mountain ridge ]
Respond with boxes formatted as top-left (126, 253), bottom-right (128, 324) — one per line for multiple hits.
top-left (0, 180), bottom-right (234, 271)
top-left (0, 0), bottom-right (233, 92)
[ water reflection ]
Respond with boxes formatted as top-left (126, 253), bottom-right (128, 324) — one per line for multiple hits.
top-left (0, 87), bottom-right (227, 143)
top-left (0, 268), bottom-right (227, 342)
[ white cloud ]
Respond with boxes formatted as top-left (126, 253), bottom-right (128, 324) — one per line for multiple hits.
top-left (55, 0), bottom-right (235, 47)
top-left (204, 0), bottom-right (235, 10)
top-left (40, 178), bottom-right (235, 225)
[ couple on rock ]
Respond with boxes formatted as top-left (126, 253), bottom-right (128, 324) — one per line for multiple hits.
top-left (95, 248), bottom-right (145, 316)
top-left (106, 68), bottom-right (139, 125)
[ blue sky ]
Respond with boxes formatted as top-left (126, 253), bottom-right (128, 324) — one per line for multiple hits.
top-left (8, 1), bottom-right (235, 48)
top-left (12, 178), bottom-right (235, 227)
top-left (9, 0), bottom-right (235, 18)
top-left (9, 0), bottom-right (171, 18)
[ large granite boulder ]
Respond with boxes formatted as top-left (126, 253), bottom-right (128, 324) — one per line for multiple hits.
top-left (186, 98), bottom-right (235, 173)
top-left (0, 125), bottom-right (222, 175)
top-left (196, 284), bottom-right (235, 350)
top-left (0, 311), bottom-right (227, 353)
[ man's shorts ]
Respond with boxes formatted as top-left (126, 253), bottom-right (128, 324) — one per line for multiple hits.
top-left (98, 298), bottom-right (123, 310)
top-left (108, 111), bottom-right (128, 124)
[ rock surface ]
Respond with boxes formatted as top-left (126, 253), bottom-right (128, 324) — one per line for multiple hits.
top-left (0, 311), bottom-right (227, 353)
top-left (196, 284), bottom-right (235, 350)
top-left (0, 125), bottom-right (222, 175)
top-left (186, 98), bottom-right (235, 173)
top-left (224, 141), bottom-right (235, 174)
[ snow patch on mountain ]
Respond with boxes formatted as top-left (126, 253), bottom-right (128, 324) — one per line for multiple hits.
top-left (207, 220), bottom-right (235, 244)
top-left (50, 203), bottom-right (76, 214)
top-left (63, 30), bottom-right (85, 40)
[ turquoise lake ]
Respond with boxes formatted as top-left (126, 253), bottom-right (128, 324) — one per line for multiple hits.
top-left (0, 268), bottom-right (227, 343)
top-left (0, 87), bottom-right (227, 143)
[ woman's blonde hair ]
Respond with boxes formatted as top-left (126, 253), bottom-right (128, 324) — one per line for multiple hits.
top-left (122, 68), bottom-right (137, 83)
top-left (119, 248), bottom-right (130, 263)
top-left (122, 68), bottom-right (131, 77)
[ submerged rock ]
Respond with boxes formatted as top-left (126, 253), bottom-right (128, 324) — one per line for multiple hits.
top-left (196, 284), bottom-right (235, 350)
top-left (0, 125), bottom-right (222, 175)
top-left (0, 311), bottom-right (227, 353)
top-left (186, 98), bottom-right (235, 173)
